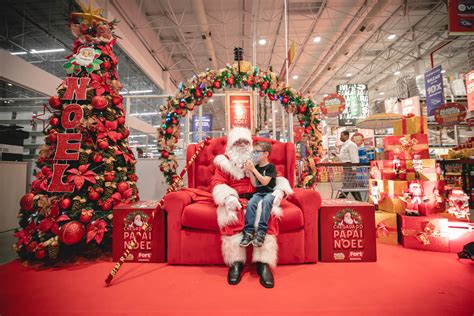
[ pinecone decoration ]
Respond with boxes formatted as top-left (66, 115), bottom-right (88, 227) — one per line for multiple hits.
top-left (105, 162), bottom-right (114, 172)
top-left (96, 177), bottom-right (105, 187)
top-left (104, 109), bottom-right (116, 121)
top-left (48, 245), bottom-right (59, 260)
top-left (79, 151), bottom-right (89, 164)
top-left (83, 105), bottom-right (93, 118)
top-left (104, 186), bottom-right (114, 199)
top-left (131, 183), bottom-right (138, 195)
top-left (107, 147), bottom-right (116, 156)
top-left (72, 200), bottom-right (83, 212)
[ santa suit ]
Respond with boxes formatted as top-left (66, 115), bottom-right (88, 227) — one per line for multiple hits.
top-left (210, 128), bottom-right (292, 268)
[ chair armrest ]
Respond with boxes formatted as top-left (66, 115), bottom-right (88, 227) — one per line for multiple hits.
top-left (163, 190), bottom-right (193, 215)
top-left (287, 188), bottom-right (321, 262)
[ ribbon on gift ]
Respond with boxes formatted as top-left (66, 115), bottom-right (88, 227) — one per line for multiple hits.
top-left (376, 221), bottom-right (397, 237)
top-left (401, 220), bottom-right (442, 245)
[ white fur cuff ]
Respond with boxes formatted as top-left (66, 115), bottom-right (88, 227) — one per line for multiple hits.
top-left (275, 177), bottom-right (294, 196)
top-left (212, 183), bottom-right (238, 206)
top-left (221, 233), bottom-right (246, 266)
top-left (252, 234), bottom-right (278, 267)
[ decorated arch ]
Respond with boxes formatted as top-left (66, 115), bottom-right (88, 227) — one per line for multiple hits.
top-left (157, 61), bottom-right (323, 188)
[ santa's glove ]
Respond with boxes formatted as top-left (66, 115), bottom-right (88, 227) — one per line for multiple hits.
top-left (225, 195), bottom-right (242, 212)
top-left (272, 190), bottom-right (285, 206)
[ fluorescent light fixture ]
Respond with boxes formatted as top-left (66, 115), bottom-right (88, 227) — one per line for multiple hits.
top-left (130, 112), bottom-right (159, 116)
top-left (379, 92), bottom-right (385, 95)
top-left (346, 73), bottom-right (352, 77)
top-left (127, 89), bottom-right (153, 94)
top-left (441, 70), bottom-right (446, 74)
top-left (258, 38), bottom-right (267, 46)
top-left (10, 51), bottom-right (27, 55)
top-left (30, 48), bottom-right (65, 54)
top-left (210, 99), bottom-right (214, 102)
top-left (292, 75), bottom-right (299, 80)
top-left (323, 94), bottom-right (328, 97)
top-left (313, 36), bottom-right (321, 43)
top-left (129, 134), bottom-right (147, 137)
top-left (387, 34), bottom-right (396, 40)
top-left (7, 83), bottom-right (12, 86)
top-left (394, 71), bottom-right (401, 75)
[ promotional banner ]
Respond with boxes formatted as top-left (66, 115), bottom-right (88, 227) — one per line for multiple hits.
top-left (434, 102), bottom-right (467, 126)
top-left (192, 114), bottom-right (212, 142)
top-left (320, 94), bottom-right (345, 117)
top-left (225, 92), bottom-right (254, 132)
top-left (448, 0), bottom-right (474, 35)
top-left (293, 126), bottom-right (304, 142)
top-left (336, 84), bottom-right (369, 126)
top-left (401, 96), bottom-right (421, 116)
top-left (424, 66), bottom-right (445, 116)
top-left (466, 70), bottom-right (474, 111)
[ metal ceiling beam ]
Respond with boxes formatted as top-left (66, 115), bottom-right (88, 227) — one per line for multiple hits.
top-left (191, 0), bottom-right (218, 69)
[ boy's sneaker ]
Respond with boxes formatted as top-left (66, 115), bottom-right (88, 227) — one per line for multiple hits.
top-left (253, 231), bottom-right (266, 247)
top-left (239, 231), bottom-right (254, 247)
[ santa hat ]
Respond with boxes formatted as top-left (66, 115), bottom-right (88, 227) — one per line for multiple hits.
top-left (226, 127), bottom-right (253, 150)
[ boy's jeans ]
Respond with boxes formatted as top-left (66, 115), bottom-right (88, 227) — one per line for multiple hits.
top-left (244, 192), bottom-right (275, 233)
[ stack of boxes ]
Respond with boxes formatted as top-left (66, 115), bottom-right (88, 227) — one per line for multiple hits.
top-left (368, 113), bottom-right (473, 251)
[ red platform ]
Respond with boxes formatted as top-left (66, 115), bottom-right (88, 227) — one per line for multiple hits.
top-left (113, 201), bottom-right (166, 263)
top-left (319, 199), bottom-right (377, 262)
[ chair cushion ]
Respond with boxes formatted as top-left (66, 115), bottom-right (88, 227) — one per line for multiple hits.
top-left (181, 199), bottom-right (304, 232)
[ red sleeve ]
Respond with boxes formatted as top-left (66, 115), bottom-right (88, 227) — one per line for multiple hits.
top-left (210, 167), bottom-right (228, 191)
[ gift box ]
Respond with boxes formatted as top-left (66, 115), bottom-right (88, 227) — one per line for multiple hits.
top-left (378, 195), bottom-right (407, 214)
top-left (384, 134), bottom-right (429, 160)
top-left (393, 116), bottom-right (428, 136)
top-left (404, 180), bottom-right (446, 216)
top-left (319, 199), bottom-right (377, 262)
top-left (398, 215), bottom-right (449, 252)
top-left (428, 213), bottom-right (474, 253)
top-left (375, 211), bottom-right (398, 245)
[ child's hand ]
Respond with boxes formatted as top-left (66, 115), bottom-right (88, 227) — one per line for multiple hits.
top-left (244, 160), bottom-right (254, 171)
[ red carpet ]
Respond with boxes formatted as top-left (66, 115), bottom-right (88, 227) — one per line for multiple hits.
top-left (0, 244), bottom-right (473, 316)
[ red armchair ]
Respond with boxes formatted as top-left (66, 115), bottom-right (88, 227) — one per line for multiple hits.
top-left (163, 136), bottom-right (321, 265)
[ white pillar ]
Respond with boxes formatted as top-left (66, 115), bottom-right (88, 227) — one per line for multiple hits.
top-left (198, 104), bottom-right (203, 142)
top-left (281, 103), bottom-right (286, 141)
top-left (271, 100), bottom-right (277, 140)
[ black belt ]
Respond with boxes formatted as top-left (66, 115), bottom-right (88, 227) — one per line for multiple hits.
top-left (239, 193), bottom-right (253, 200)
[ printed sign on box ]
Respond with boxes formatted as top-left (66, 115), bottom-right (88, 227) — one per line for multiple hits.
top-left (225, 92), bottom-right (254, 132)
top-left (448, 0), bottom-right (474, 35)
top-left (424, 66), bottom-right (445, 116)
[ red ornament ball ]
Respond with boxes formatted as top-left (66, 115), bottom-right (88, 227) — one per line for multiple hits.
top-left (282, 96), bottom-right (289, 104)
top-left (20, 193), bottom-right (35, 211)
top-left (59, 221), bottom-right (86, 246)
top-left (60, 197), bottom-right (72, 210)
top-left (195, 100), bottom-right (201, 106)
top-left (48, 130), bottom-right (58, 143)
top-left (48, 96), bottom-right (62, 109)
top-left (259, 91), bottom-right (265, 97)
top-left (304, 127), bottom-right (312, 134)
top-left (179, 101), bottom-right (186, 108)
top-left (206, 90), bottom-right (212, 97)
top-left (104, 171), bottom-right (115, 182)
top-left (188, 104), bottom-right (195, 111)
top-left (227, 78), bottom-right (235, 85)
top-left (98, 139), bottom-right (109, 150)
top-left (161, 150), bottom-right (169, 159)
top-left (50, 116), bottom-right (60, 126)
top-left (117, 116), bottom-right (126, 125)
top-left (299, 107), bottom-right (306, 114)
top-left (27, 241), bottom-right (37, 253)
top-left (122, 128), bottom-right (130, 138)
top-left (166, 127), bottom-right (173, 134)
top-left (80, 210), bottom-right (93, 223)
top-left (261, 82), bottom-right (268, 90)
top-left (213, 81), bottom-right (221, 89)
top-left (92, 153), bottom-right (103, 163)
top-left (102, 60), bottom-right (111, 70)
top-left (91, 96), bottom-right (108, 110)
top-left (117, 181), bottom-right (129, 193)
top-left (35, 248), bottom-right (47, 259)
top-left (88, 189), bottom-right (100, 201)
top-left (172, 119), bottom-right (178, 125)
top-left (101, 198), bottom-right (114, 211)
top-left (112, 95), bottom-right (122, 106)
top-left (195, 90), bottom-right (202, 98)
top-left (176, 109), bottom-right (182, 116)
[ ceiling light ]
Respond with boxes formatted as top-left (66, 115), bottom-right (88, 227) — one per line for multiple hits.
top-left (394, 71), bottom-right (401, 75)
top-left (258, 38), bottom-right (267, 46)
top-left (30, 48), bottom-right (65, 54)
top-left (292, 75), bottom-right (299, 80)
top-left (7, 83), bottom-right (12, 86)
top-left (130, 112), bottom-right (158, 116)
top-left (387, 34), bottom-right (396, 40)
top-left (441, 70), bottom-right (446, 74)
top-left (127, 89), bottom-right (153, 94)
top-left (379, 92), bottom-right (385, 95)
top-left (210, 99), bottom-right (214, 102)
top-left (10, 51), bottom-right (27, 55)
top-left (313, 36), bottom-right (321, 43)
top-left (323, 94), bottom-right (328, 97)
top-left (346, 73), bottom-right (352, 77)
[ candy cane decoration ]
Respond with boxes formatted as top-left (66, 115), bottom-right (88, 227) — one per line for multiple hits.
top-left (105, 137), bottom-right (211, 285)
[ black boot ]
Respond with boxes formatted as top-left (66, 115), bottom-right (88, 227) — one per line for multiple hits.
top-left (256, 262), bottom-right (274, 288)
top-left (227, 261), bottom-right (244, 285)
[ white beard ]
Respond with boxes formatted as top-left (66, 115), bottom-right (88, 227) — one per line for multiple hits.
top-left (226, 145), bottom-right (252, 170)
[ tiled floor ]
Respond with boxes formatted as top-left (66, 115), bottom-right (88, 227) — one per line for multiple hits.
top-left (0, 232), bottom-right (17, 264)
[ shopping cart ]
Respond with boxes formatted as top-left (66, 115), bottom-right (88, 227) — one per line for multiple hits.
top-left (328, 164), bottom-right (370, 200)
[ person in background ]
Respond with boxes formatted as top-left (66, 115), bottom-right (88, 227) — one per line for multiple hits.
top-left (136, 147), bottom-right (144, 158)
top-left (337, 131), bottom-right (362, 201)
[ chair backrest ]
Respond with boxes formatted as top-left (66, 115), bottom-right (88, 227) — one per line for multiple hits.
top-left (186, 136), bottom-right (295, 191)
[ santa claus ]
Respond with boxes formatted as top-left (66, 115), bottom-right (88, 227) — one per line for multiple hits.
top-left (211, 127), bottom-right (292, 288)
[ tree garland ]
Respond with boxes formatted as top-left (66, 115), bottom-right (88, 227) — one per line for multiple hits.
top-left (158, 61), bottom-right (323, 188)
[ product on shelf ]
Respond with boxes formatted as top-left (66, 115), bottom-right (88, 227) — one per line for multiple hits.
top-left (447, 137), bottom-right (474, 158)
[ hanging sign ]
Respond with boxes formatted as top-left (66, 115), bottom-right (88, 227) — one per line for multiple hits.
top-left (448, 0), bottom-right (474, 35)
top-left (320, 94), bottom-right (346, 117)
top-left (424, 66), bottom-right (445, 116)
top-left (337, 84), bottom-right (369, 126)
top-left (466, 71), bottom-right (474, 112)
top-left (401, 96), bottom-right (421, 116)
top-left (192, 114), bottom-right (212, 142)
top-left (225, 92), bottom-right (254, 132)
top-left (434, 102), bottom-right (467, 126)
top-left (351, 132), bottom-right (365, 147)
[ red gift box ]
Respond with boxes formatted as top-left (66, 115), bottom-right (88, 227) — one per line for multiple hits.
top-left (398, 215), bottom-right (449, 252)
top-left (113, 201), bottom-right (166, 263)
top-left (405, 180), bottom-right (446, 216)
top-left (384, 134), bottom-right (429, 160)
top-left (320, 199), bottom-right (376, 262)
top-left (429, 214), bottom-right (474, 253)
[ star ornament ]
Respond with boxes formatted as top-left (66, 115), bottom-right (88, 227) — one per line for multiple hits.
top-left (71, 0), bottom-right (107, 25)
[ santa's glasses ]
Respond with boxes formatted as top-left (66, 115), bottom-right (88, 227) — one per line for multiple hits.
top-left (235, 139), bottom-right (250, 146)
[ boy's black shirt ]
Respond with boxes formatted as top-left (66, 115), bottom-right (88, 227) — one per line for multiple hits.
top-left (254, 163), bottom-right (277, 193)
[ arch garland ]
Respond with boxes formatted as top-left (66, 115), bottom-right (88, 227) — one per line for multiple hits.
top-left (157, 61), bottom-right (323, 188)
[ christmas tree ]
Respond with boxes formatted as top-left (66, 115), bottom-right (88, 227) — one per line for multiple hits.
top-left (14, 2), bottom-right (139, 263)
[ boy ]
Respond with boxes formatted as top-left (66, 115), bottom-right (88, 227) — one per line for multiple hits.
top-left (240, 141), bottom-right (277, 248)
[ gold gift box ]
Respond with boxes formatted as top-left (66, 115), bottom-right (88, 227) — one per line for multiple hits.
top-left (375, 211), bottom-right (398, 245)
top-left (393, 116), bottom-right (428, 136)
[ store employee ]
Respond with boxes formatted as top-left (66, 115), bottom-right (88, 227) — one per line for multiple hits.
top-left (338, 131), bottom-right (359, 163)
